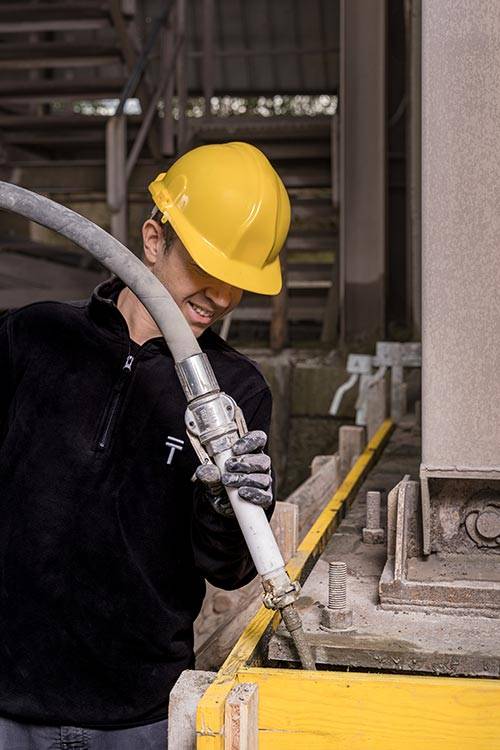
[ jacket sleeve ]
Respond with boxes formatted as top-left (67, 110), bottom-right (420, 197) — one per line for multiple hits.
top-left (191, 386), bottom-right (275, 590)
top-left (0, 312), bottom-right (14, 440)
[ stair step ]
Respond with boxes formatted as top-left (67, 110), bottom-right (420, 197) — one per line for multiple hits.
top-left (278, 168), bottom-right (331, 188)
top-left (0, 114), bottom-right (140, 130)
top-left (0, 42), bottom-right (121, 70)
top-left (245, 141), bottom-right (330, 160)
top-left (193, 115), bottom-right (331, 141)
top-left (0, 78), bottom-right (126, 103)
top-left (0, 251), bottom-right (104, 311)
top-left (4, 128), bottom-right (140, 147)
top-left (0, 3), bottom-right (110, 33)
top-left (0, 240), bottom-right (99, 269)
top-left (291, 197), bottom-right (335, 220)
top-left (232, 297), bottom-right (328, 323)
top-left (286, 232), bottom-right (337, 252)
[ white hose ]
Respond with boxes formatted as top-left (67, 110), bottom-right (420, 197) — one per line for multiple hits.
top-left (214, 449), bottom-right (285, 576)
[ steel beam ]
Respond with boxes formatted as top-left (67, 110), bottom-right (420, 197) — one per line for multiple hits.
top-left (339, 0), bottom-right (386, 345)
top-left (406, 0), bottom-right (422, 339)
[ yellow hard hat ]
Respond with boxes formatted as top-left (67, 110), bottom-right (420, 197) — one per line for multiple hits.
top-left (148, 141), bottom-right (290, 295)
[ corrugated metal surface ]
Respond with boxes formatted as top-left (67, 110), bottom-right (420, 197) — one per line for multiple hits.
top-left (138, 0), bottom-right (339, 94)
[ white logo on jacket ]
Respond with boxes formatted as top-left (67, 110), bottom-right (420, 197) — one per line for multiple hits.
top-left (165, 436), bottom-right (184, 465)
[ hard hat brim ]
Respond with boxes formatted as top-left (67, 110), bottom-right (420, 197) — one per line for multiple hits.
top-left (166, 211), bottom-right (283, 296)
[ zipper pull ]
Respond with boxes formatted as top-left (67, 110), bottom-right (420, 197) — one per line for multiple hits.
top-left (123, 354), bottom-right (134, 371)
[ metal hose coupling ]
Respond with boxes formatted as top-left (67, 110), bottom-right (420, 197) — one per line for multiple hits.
top-left (261, 568), bottom-right (300, 610)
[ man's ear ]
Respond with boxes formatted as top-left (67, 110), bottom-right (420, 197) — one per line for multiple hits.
top-left (142, 219), bottom-right (164, 266)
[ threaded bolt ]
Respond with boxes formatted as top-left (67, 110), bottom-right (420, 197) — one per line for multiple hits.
top-left (328, 561), bottom-right (347, 610)
top-left (319, 561), bottom-right (353, 631)
top-left (366, 491), bottom-right (381, 529)
top-left (362, 490), bottom-right (385, 544)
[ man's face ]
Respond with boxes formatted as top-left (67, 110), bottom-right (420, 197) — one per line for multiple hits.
top-left (142, 220), bottom-right (243, 337)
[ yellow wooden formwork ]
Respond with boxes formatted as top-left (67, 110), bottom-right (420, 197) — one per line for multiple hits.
top-left (196, 420), bottom-right (500, 749)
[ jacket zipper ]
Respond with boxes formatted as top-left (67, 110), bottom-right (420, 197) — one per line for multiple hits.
top-left (96, 354), bottom-right (135, 450)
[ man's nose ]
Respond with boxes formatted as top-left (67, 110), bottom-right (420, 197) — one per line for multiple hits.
top-left (205, 282), bottom-right (236, 308)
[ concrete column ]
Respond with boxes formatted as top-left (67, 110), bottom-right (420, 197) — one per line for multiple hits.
top-left (406, 0), bottom-right (422, 339)
top-left (339, 0), bottom-right (386, 345)
top-left (421, 1), bottom-right (500, 475)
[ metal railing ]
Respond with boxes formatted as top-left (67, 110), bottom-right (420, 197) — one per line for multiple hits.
top-left (106, 0), bottom-right (192, 245)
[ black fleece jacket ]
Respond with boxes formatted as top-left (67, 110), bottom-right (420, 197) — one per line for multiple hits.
top-left (0, 278), bottom-right (272, 728)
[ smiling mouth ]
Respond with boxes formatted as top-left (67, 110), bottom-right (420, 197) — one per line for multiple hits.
top-left (187, 300), bottom-right (216, 322)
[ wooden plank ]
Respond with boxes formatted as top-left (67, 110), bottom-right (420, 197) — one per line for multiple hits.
top-left (270, 502), bottom-right (298, 564)
top-left (196, 421), bottom-right (394, 749)
top-left (224, 683), bottom-right (258, 750)
top-left (242, 667), bottom-right (500, 750)
top-left (338, 425), bottom-right (365, 477)
top-left (286, 454), bottom-right (340, 540)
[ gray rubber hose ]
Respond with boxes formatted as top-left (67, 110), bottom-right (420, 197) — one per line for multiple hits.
top-left (0, 181), bottom-right (316, 671)
top-left (0, 181), bottom-right (201, 363)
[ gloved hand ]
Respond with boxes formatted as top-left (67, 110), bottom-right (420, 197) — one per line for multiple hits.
top-left (195, 430), bottom-right (272, 518)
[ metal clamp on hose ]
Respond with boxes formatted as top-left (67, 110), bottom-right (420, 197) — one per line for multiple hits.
top-left (262, 569), bottom-right (301, 610)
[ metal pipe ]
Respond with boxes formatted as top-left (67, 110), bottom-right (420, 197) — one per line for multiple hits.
top-left (115, 0), bottom-right (174, 117)
top-left (0, 182), bottom-right (315, 670)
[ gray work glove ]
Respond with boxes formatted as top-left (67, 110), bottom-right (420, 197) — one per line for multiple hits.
top-left (195, 430), bottom-right (272, 518)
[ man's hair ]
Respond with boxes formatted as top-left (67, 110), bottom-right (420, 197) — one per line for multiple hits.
top-left (149, 206), bottom-right (178, 253)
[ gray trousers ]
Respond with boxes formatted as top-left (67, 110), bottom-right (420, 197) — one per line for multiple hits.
top-left (0, 716), bottom-right (168, 749)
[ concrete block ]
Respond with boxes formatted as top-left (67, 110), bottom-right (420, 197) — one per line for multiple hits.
top-left (366, 377), bottom-right (387, 440)
top-left (168, 670), bottom-right (216, 750)
top-left (290, 353), bottom-right (356, 417)
top-left (310, 454), bottom-right (333, 475)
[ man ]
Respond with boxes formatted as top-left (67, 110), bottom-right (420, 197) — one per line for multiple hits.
top-left (0, 142), bottom-right (290, 748)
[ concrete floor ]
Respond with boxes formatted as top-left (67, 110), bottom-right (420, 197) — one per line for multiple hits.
top-left (269, 420), bottom-right (500, 678)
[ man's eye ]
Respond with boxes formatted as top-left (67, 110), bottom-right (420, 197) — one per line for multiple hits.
top-left (190, 262), bottom-right (210, 278)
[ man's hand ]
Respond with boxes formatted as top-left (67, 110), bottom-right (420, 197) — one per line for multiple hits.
top-left (195, 430), bottom-right (273, 517)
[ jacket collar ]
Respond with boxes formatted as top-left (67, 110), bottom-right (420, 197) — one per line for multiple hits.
top-left (87, 275), bottom-right (217, 355)
top-left (87, 275), bottom-right (130, 338)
